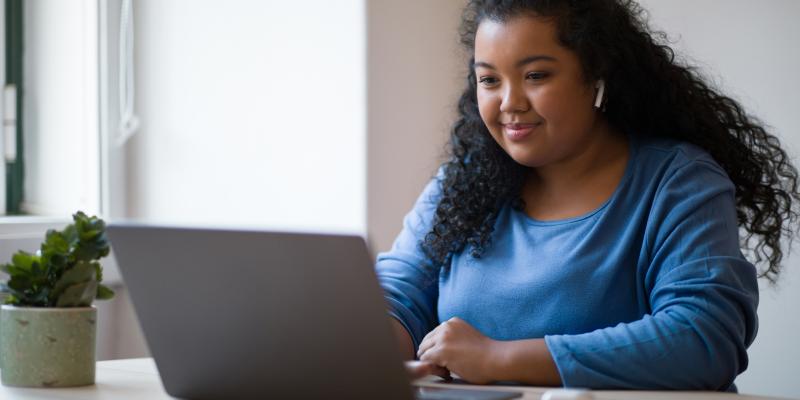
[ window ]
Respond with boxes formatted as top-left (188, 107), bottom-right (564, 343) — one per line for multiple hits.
top-left (12, 0), bottom-right (100, 217)
top-left (1, 0), bottom-right (123, 275)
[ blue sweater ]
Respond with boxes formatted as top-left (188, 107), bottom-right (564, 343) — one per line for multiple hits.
top-left (375, 135), bottom-right (759, 390)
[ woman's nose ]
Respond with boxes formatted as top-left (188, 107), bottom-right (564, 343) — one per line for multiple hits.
top-left (499, 84), bottom-right (530, 113)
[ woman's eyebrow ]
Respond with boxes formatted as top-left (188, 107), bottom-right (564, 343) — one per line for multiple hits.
top-left (516, 55), bottom-right (558, 66)
top-left (474, 55), bottom-right (558, 70)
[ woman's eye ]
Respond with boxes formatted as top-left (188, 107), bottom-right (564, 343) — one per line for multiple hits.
top-left (526, 72), bottom-right (549, 81)
top-left (478, 76), bottom-right (499, 86)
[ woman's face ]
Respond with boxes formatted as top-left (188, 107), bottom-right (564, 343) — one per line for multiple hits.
top-left (474, 15), bottom-right (602, 169)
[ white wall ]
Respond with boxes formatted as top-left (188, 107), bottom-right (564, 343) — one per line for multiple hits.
top-left (638, 2), bottom-right (800, 397)
top-left (116, 0), bottom-right (366, 359)
top-left (23, 0), bottom-right (100, 217)
top-left (128, 0), bottom-right (365, 234)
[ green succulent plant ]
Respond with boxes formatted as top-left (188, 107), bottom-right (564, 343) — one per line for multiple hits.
top-left (0, 211), bottom-right (115, 307)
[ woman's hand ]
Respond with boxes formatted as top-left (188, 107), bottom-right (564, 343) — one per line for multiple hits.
top-left (404, 360), bottom-right (452, 381)
top-left (416, 317), bottom-right (503, 384)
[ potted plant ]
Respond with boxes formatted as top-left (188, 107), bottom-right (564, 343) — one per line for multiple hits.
top-left (0, 211), bottom-right (115, 387)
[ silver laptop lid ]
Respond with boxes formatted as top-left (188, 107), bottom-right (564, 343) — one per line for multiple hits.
top-left (107, 224), bottom-right (412, 400)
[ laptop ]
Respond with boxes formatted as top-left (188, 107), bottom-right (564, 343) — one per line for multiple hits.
top-left (107, 224), bottom-right (522, 400)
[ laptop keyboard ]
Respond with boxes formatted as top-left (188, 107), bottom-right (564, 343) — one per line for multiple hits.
top-left (414, 387), bottom-right (523, 400)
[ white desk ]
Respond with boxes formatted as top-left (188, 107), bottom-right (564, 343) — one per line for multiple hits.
top-left (0, 358), bottom-right (792, 400)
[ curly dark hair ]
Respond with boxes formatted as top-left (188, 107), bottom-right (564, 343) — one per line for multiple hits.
top-left (421, 0), bottom-right (800, 283)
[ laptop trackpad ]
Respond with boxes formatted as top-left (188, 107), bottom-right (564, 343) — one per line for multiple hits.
top-left (415, 387), bottom-right (523, 400)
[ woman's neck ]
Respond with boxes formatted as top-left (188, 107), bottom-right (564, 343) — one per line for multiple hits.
top-left (522, 121), bottom-right (630, 221)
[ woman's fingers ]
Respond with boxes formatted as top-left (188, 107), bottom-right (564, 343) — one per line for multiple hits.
top-left (417, 331), bottom-right (436, 359)
top-left (418, 320), bottom-right (450, 358)
top-left (417, 345), bottom-right (442, 365)
top-left (405, 360), bottom-right (451, 380)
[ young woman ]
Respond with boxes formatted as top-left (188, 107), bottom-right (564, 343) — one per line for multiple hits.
top-left (375, 0), bottom-right (800, 392)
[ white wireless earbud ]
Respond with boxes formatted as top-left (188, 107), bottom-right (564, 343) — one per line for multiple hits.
top-left (594, 79), bottom-right (605, 109)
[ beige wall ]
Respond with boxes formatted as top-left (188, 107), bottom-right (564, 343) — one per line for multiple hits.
top-left (366, 0), bottom-right (468, 253)
top-left (96, 287), bottom-right (149, 360)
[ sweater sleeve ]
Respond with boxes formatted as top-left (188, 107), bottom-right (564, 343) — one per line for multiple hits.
top-left (375, 174), bottom-right (443, 353)
top-left (544, 158), bottom-right (759, 390)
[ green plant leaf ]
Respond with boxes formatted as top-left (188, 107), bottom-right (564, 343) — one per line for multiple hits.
top-left (7, 274), bottom-right (33, 292)
top-left (29, 287), bottom-right (51, 306)
top-left (71, 215), bottom-right (110, 264)
top-left (10, 251), bottom-right (37, 272)
top-left (4, 281), bottom-right (46, 306)
top-left (56, 280), bottom-right (98, 307)
top-left (96, 284), bottom-right (115, 300)
top-left (1, 283), bottom-right (25, 304)
top-left (93, 262), bottom-right (104, 282)
top-left (0, 283), bottom-right (23, 304)
top-left (5, 253), bottom-right (46, 293)
top-left (50, 260), bottom-right (95, 303)
top-left (41, 230), bottom-right (70, 273)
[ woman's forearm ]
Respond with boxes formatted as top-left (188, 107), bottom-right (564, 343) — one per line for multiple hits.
top-left (390, 317), bottom-right (416, 360)
top-left (492, 338), bottom-right (562, 385)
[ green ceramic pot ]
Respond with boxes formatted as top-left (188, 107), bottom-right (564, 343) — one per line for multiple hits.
top-left (0, 305), bottom-right (96, 387)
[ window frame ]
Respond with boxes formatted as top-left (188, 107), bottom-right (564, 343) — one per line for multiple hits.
top-left (4, 0), bottom-right (23, 215)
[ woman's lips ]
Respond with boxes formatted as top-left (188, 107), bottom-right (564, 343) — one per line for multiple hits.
top-left (502, 123), bottom-right (541, 142)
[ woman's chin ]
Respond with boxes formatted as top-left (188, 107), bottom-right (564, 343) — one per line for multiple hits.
top-left (506, 150), bottom-right (546, 169)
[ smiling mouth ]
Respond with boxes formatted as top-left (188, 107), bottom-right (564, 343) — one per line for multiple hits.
top-left (502, 122), bottom-right (541, 141)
